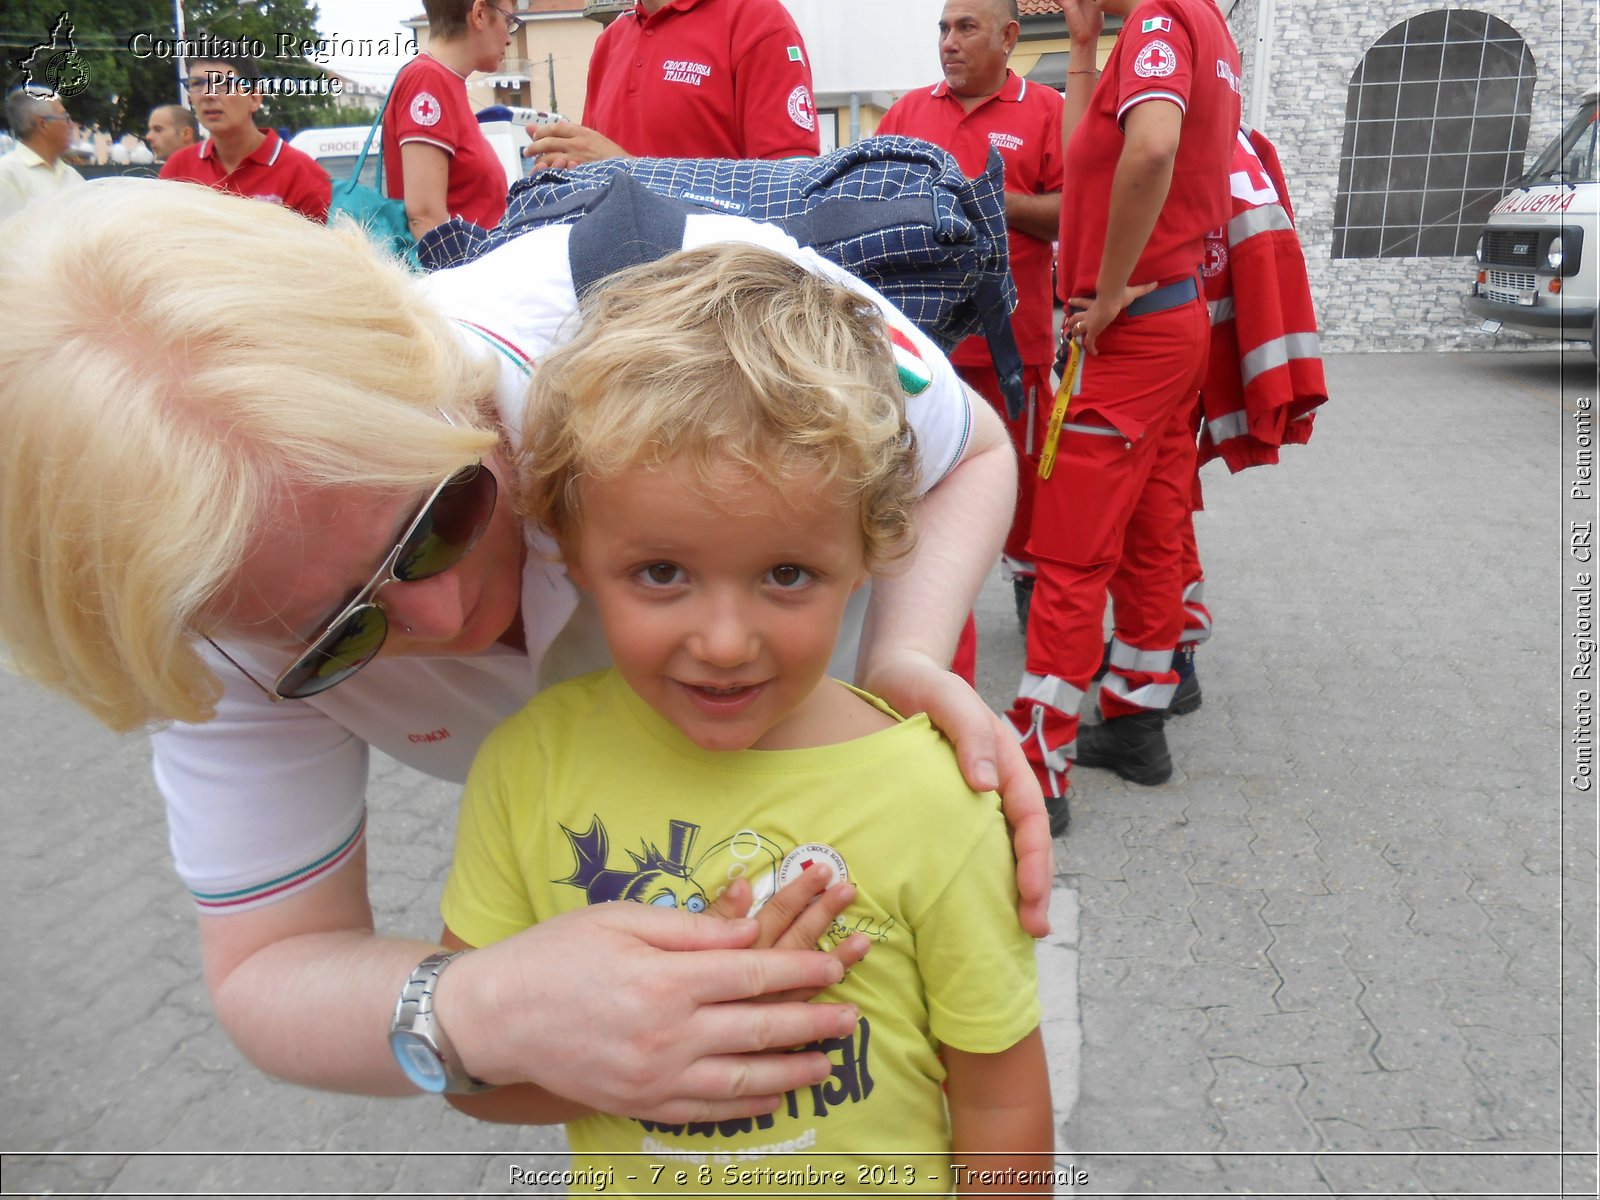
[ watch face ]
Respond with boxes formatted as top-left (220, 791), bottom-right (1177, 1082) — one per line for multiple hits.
top-left (389, 1030), bottom-right (448, 1093)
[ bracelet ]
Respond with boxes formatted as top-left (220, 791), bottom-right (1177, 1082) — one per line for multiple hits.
top-left (1067, 68), bottom-right (1100, 76)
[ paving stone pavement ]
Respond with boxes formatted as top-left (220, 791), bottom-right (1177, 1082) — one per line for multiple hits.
top-left (1, 351), bottom-right (1594, 1198)
top-left (972, 349), bottom-right (1597, 1197)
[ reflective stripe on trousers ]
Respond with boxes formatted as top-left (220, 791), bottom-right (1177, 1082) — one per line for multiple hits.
top-left (1100, 672), bottom-right (1178, 709)
top-left (1108, 637), bottom-right (1173, 674)
top-left (1018, 670), bottom-right (1084, 717)
top-left (1181, 578), bottom-right (1213, 646)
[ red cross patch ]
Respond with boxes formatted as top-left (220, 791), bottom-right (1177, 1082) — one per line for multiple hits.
top-left (777, 842), bottom-right (849, 889)
top-left (787, 84), bottom-right (816, 132)
top-left (410, 91), bottom-right (441, 127)
top-left (1133, 40), bottom-right (1178, 79)
top-left (1203, 239), bottom-right (1228, 279)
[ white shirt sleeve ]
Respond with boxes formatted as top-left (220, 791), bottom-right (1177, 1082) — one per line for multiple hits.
top-left (152, 659), bottom-right (369, 913)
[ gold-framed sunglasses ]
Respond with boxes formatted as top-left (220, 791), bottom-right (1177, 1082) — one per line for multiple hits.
top-left (207, 461), bottom-right (498, 701)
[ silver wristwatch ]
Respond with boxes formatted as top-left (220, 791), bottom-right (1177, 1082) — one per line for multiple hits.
top-left (388, 950), bottom-right (494, 1094)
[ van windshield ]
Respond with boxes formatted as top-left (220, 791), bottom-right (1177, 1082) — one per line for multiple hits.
top-left (1524, 94), bottom-right (1599, 185)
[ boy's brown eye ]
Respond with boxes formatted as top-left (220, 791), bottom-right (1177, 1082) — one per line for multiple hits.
top-left (769, 565), bottom-right (807, 588)
top-left (644, 563), bottom-right (680, 585)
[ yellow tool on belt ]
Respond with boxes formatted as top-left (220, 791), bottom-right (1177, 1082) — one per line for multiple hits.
top-left (1038, 334), bottom-right (1083, 480)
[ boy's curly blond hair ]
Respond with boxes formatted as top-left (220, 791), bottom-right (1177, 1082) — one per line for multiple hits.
top-left (518, 242), bottom-right (919, 570)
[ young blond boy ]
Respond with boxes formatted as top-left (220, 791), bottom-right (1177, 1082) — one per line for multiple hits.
top-left (440, 243), bottom-right (1052, 1193)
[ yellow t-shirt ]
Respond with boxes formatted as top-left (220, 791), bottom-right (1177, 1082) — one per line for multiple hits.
top-left (443, 669), bottom-right (1040, 1195)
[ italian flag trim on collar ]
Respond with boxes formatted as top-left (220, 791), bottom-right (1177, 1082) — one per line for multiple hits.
top-left (889, 326), bottom-right (932, 396)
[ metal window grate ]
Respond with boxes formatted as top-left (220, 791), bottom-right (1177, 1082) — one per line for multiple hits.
top-left (1332, 9), bottom-right (1535, 260)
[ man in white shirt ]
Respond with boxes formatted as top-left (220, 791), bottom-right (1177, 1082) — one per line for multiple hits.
top-left (0, 88), bottom-right (83, 221)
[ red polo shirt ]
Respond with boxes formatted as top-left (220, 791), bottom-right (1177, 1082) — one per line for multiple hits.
top-left (161, 128), bottom-right (331, 222)
top-left (383, 53), bottom-right (508, 230)
top-left (1058, 0), bottom-right (1241, 299)
top-left (878, 69), bottom-right (1063, 366)
top-left (582, 0), bottom-right (820, 160)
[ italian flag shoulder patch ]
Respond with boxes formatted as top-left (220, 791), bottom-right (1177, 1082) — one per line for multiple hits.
top-left (889, 327), bottom-right (932, 396)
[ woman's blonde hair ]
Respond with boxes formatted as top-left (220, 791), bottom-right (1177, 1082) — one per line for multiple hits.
top-left (518, 242), bottom-right (919, 570)
top-left (0, 179), bottom-right (500, 730)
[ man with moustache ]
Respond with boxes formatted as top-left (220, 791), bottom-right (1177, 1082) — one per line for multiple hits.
top-left (878, 0), bottom-right (1064, 645)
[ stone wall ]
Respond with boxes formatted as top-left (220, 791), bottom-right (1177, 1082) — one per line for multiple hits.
top-left (1225, 0), bottom-right (1597, 350)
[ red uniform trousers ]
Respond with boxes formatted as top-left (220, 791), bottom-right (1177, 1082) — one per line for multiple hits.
top-left (1176, 510), bottom-right (1212, 646)
top-left (946, 362), bottom-right (1052, 687)
top-left (1006, 297), bottom-right (1209, 795)
top-left (940, 361), bottom-right (1056, 691)
top-left (1177, 395), bottom-right (1213, 648)
top-left (956, 360), bottom-right (1055, 576)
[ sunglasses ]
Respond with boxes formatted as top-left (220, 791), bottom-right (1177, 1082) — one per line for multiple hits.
top-left (208, 462), bottom-right (498, 700)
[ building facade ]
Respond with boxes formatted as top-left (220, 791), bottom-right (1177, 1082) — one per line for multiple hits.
top-left (1225, 0), bottom-right (1596, 350)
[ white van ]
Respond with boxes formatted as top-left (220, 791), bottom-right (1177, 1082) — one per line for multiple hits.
top-left (1467, 89), bottom-right (1598, 354)
top-left (288, 126), bottom-right (383, 190)
top-left (289, 108), bottom-right (563, 194)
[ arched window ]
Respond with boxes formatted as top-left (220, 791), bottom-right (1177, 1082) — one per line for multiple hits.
top-left (1333, 10), bottom-right (1535, 259)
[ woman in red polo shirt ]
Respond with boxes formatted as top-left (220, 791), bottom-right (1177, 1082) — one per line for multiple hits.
top-left (384, 0), bottom-right (517, 236)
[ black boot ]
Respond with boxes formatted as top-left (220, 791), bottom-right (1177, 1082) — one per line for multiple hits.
top-left (1091, 638), bottom-right (1111, 681)
top-left (1167, 645), bottom-right (1201, 718)
top-left (1013, 575), bottom-right (1036, 631)
top-left (1074, 710), bottom-right (1172, 785)
top-left (1046, 792), bottom-right (1070, 838)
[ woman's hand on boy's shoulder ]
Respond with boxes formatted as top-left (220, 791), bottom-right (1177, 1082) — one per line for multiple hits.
top-left (858, 649), bottom-right (1056, 939)
top-left (707, 867), bottom-right (871, 1002)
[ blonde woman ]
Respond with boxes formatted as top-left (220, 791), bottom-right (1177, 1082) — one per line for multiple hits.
top-left (0, 179), bottom-right (1050, 1115)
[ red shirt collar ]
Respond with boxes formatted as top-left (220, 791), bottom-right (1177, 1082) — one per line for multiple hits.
top-left (417, 51), bottom-right (469, 81)
top-left (635, 0), bottom-right (709, 25)
top-left (931, 68), bottom-right (1026, 105)
top-left (197, 126), bottom-right (280, 167)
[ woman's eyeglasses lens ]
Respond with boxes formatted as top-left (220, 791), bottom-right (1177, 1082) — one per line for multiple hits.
top-left (273, 465), bottom-right (497, 699)
top-left (182, 75), bottom-right (241, 93)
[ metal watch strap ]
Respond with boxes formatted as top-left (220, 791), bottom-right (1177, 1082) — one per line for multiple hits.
top-left (391, 949), bottom-right (493, 1094)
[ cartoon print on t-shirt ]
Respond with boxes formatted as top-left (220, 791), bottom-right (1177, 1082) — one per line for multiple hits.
top-left (557, 816), bottom-right (786, 910)
top-left (557, 815), bottom-right (883, 1148)
top-left (558, 816), bottom-right (899, 959)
